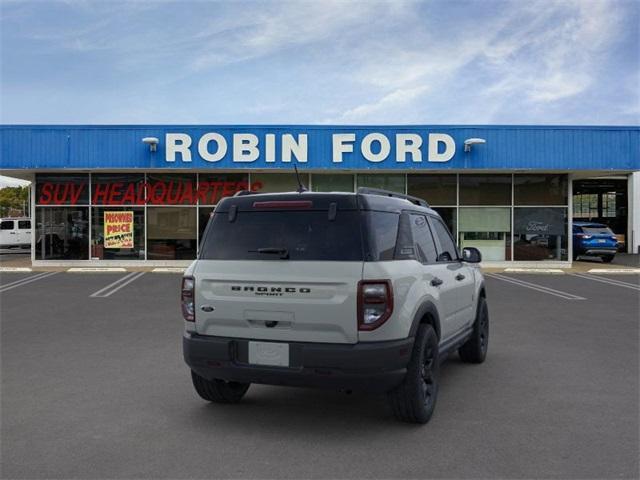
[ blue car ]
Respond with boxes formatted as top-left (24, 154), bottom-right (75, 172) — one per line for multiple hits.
top-left (572, 222), bottom-right (619, 262)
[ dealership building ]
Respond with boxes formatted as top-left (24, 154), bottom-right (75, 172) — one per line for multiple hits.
top-left (1, 125), bottom-right (638, 267)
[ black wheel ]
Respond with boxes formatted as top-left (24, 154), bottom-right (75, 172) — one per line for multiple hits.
top-left (601, 255), bottom-right (614, 263)
top-left (459, 296), bottom-right (489, 364)
top-left (387, 324), bottom-right (439, 424)
top-left (191, 371), bottom-right (250, 404)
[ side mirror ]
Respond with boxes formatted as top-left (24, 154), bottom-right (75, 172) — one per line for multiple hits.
top-left (462, 247), bottom-right (482, 263)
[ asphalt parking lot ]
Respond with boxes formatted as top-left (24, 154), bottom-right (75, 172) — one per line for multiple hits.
top-left (1, 270), bottom-right (639, 479)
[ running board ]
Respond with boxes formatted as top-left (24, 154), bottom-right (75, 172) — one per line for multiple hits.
top-left (438, 327), bottom-right (473, 362)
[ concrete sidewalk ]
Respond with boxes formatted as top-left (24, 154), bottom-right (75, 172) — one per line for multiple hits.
top-left (2, 248), bottom-right (639, 274)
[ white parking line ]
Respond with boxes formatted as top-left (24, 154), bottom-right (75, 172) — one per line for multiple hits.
top-left (68, 267), bottom-right (127, 273)
top-left (152, 267), bottom-right (185, 273)
top-left (90, 272), bottom-right (146, 298)
top-left (486, 273), bottom-right (586, 300)
top-left (587, 268), bottom-right (640, 274)
top-left (570, 273), bottom-right (640, 291)
top-left (0, 272), bottom-right (59, 293)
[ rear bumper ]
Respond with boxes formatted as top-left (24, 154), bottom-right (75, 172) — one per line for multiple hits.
top-left (580, 248), bottom-right (617, 256)
top-left (183, 333), bottom-right (414, 393)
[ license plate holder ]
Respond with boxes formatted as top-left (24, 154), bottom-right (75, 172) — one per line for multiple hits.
top-left (248, 341), bottom-right (289, 367)
top-left (597, 239), bottom-right (606, 243)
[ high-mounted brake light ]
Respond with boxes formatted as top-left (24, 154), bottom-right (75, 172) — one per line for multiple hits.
top-left (357, 280), bottom-right (393, 331)
top-left (252, 200), bottom-right (313, 209)
top-left (181, 276), bottom-right (195, 322)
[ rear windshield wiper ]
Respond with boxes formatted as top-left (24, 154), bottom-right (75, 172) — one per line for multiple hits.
top-left (248, 247), bottom-right (290, 259)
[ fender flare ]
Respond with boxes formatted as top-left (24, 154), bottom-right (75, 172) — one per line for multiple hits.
top-left (478, 280), bottom-right (487, 299)
top-left (408, 301), bottom-right (442, 340)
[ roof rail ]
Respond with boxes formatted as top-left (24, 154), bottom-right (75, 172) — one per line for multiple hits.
top-left (357, 187), bottom-right (430, 208)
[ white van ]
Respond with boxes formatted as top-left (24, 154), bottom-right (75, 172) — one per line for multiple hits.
top-left (0, 217), bottom-right (32, 249)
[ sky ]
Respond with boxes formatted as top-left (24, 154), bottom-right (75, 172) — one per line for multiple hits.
top-left (0, 0), bottom-right (639, 127)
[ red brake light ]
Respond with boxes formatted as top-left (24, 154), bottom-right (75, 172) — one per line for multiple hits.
top-left (358, 280), bottom-right (393, 331)
top-left (252, 200), bottom-right (313, 209)
top-left (181, 276), bottom-right (195, 322)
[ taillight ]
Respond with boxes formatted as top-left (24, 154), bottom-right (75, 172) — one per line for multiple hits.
top-left (358, 280), bottom-right (393, 331)
top-left (181, 276), bottom-right (195, 322)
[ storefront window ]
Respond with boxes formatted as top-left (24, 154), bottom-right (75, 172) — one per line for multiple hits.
top-left (514, 174), bottom-right (567, 205)
top-left (357, 174), bottom-right (405, 193)
top-left (432, 207), bottom-right (456, 238)
top-left (36, 174), bottom-right (89, 205)
top-left (35, 207), bottom-right (89, 259)
top-left (251, 173), bottom-right (310, 193)
top-left (514, 208), bottom-right (567, 261)
top-left (91, 173), bottom-right (145, 205)
top-left (147, 173), bottom-right (197, 205)
top-left (407, 175), bottom-right (456, 205)
top-left (147, 207), bottom-right (197, 260)
top-left (198, 207), bottom-right (215, 246)
top-left (459, 207), bottom-right (511, 261)
top-left (197, 173), bottom-right (250, 205)
top-left (311, 174), bottom-right (355, 192)
top-left (90, 208), bottom-right (145, 260)
top-left (459, 174), bottom-right (511, 205)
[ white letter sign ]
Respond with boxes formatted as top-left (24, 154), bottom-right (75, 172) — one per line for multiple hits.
top-left (198, 133), bottom-right (227, 163)
top-left (428, 133), bottom-right (455, 162)
top-left (166, 133), bottom-right (192, 162)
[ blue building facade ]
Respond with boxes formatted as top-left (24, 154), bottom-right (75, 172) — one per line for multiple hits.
top-left (1, 125), bottom-right (638, 265)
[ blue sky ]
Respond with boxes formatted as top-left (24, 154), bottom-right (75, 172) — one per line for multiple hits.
top-left (1, 0), bottom-right (638, 125)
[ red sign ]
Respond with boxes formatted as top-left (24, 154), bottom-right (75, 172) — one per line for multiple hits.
top-left (37, 180), bottom-right (263, 205)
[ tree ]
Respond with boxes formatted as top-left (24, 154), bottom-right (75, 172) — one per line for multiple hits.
top-left (0, 186), bottom-right (29, 217)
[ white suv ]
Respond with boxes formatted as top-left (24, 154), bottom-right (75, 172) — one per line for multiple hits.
top-left (182, 188), bottom-right (488, 423)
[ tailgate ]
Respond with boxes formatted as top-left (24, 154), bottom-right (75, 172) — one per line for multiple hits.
top-left (194, 260), bottom-right (362, 344)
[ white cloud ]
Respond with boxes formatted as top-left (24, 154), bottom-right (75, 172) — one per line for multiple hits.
top-left (333, 85), bottom-right (429, 122)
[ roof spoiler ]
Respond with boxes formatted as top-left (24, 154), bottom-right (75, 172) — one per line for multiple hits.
top-left (357, 187), bottom-right (430, 208)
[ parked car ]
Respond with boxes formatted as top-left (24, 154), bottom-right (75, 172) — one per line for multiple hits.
top-left (572, 222), bottom-right (618, 262)
top-left (182, 188), bottom-right (488, 424)
top-left (0, 217), bottom-right (31, 249)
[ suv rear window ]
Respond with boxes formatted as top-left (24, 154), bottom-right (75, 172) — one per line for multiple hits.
top-left (581, 226), bottom-right (614, 235)
top-left (200, 210), bottom-right (363, 261)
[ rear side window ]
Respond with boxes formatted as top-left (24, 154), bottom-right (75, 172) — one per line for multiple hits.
top-left (18, 220), bottom-right (31, 229)
top-left (1, 221), bottom-right (14, 230)
top-left (363, 211), bottom-right (399, 261)
top-left (200, 210), bottom-right (363, 261)
top-left (430, 217), bottom-right (458, 261)
top-left (409, 214), bottom-right (438, 263)
top-left (582, 226), bottom-right (614, 235)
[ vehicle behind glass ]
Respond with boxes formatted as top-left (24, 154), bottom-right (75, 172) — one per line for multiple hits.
top-left (572, 222), bottom-right (618, 262)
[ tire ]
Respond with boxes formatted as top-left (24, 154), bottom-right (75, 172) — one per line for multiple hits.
top-left (601, 255), bottom-right (614, 263)
top-left (459, 296), bottom-right (489, 364)
top-left (191, 371), bottom-right (250, 404)
top-left (387, 324), bottom-right (439, 424)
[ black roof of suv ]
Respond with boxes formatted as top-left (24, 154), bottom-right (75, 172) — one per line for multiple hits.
top-left (214, 188), bottom-right (438, 216)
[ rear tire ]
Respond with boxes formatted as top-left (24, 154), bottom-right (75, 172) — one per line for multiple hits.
top-left (387, 324), bottom-right (439, 424)
top-left (191, 371), bottom-right (250, 404)
top-left (601, 255), bottom-right (614, 263)
top-left (459, 296), bottom-right (489, 364)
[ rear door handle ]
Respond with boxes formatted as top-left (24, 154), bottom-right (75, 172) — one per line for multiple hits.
top-left (455, 274), bottom-right (466, 281)
top-left (431, 277), bottom-right (443, 287)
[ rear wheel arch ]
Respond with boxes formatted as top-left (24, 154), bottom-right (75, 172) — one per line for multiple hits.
top-left (409, 302), bottom-right (441, 340)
